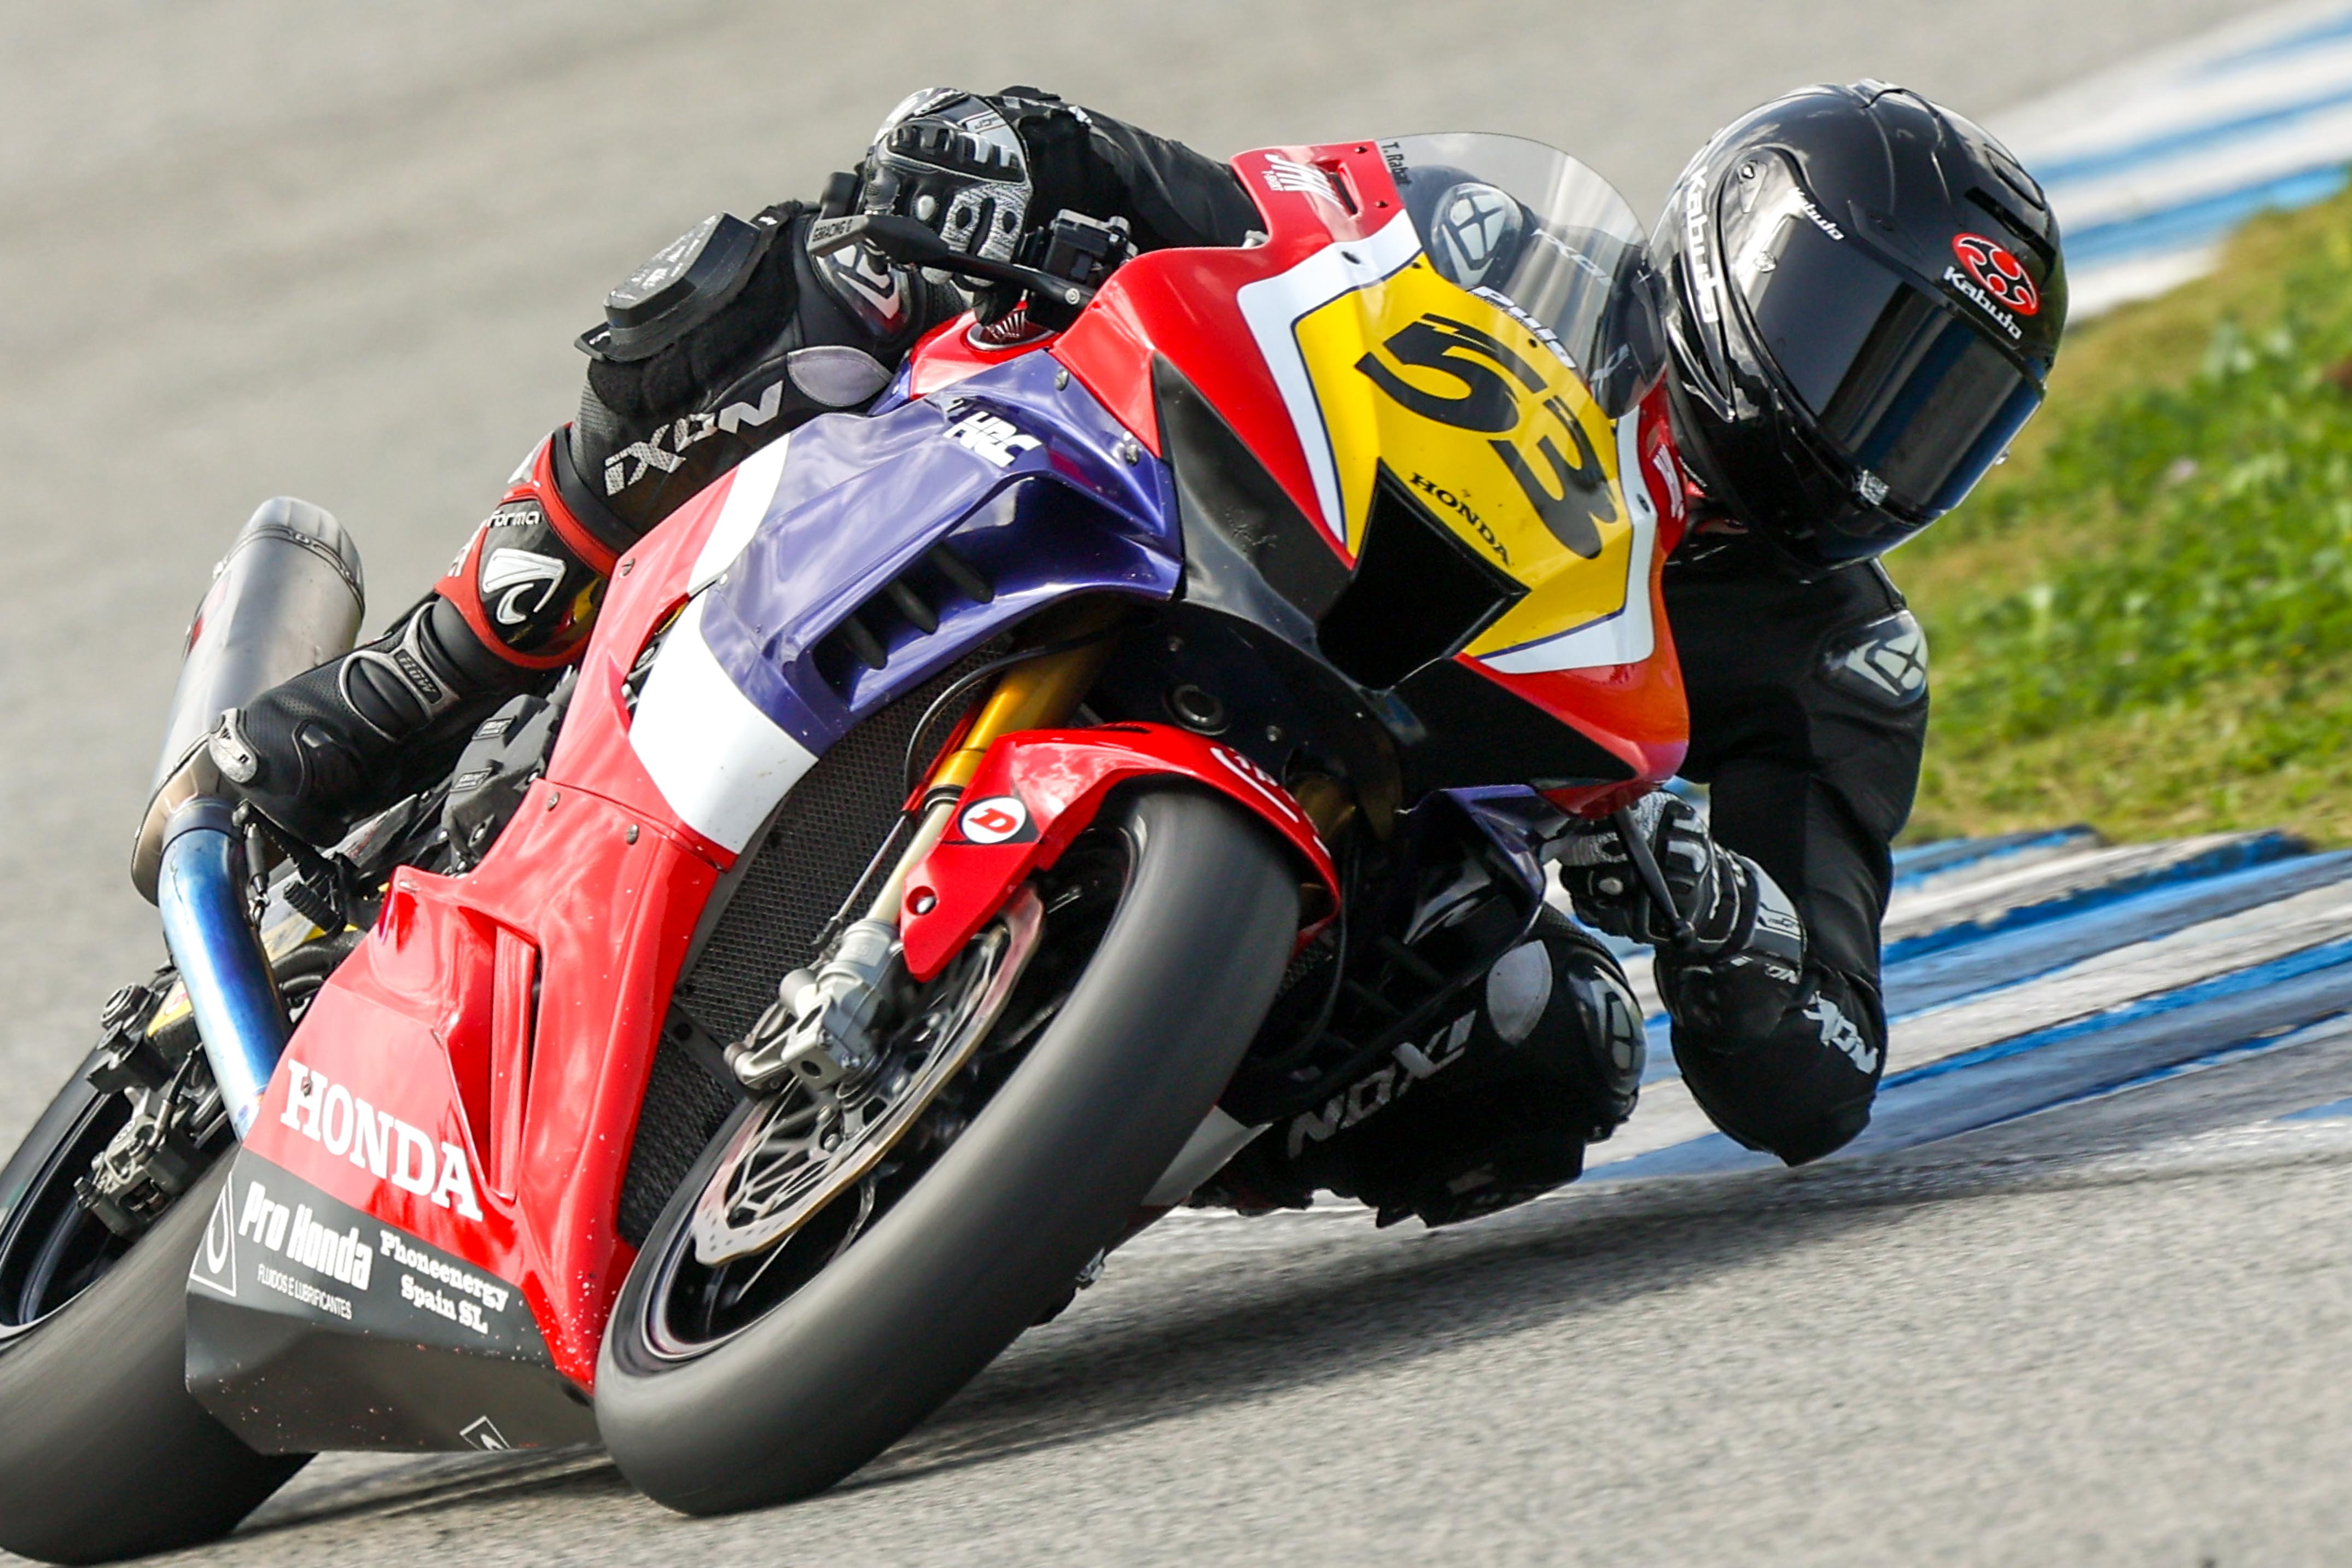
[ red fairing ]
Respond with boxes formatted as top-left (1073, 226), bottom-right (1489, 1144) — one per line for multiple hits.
top-left (241, 464), bottom-right (751, 1388)
top-left (899, 724), bottom-right (1340, 981)
top-left (905, 314), bottom-right (1059, 397)
top-left (1055, 143), bottom-right (1401, 498)
top-left (1637, 382), bottom-right (1692, 559)
top-left (1053, 144), bottom-right (1687, 795)
top-left (1462, 381), bottom-right (1691, 791)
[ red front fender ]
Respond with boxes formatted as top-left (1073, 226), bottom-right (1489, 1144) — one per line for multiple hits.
top-left (899, 723), bottom-right (1340, 980)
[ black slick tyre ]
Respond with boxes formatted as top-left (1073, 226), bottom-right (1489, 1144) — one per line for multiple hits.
top-left (0, 1150), bottom-right (306, 1564)
top-left (597, 786), bottom-right (1301, 1514)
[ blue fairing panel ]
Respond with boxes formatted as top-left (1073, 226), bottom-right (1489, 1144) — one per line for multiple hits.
top-left (695, 352), bottom-right (1181, 754)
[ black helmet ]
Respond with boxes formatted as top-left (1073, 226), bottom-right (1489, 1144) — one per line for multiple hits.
top-left (1652, 81), bottom-right (2066, 570)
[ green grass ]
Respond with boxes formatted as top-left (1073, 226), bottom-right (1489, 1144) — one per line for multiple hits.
top-left (1897, 189), bottom-right (2352, 847)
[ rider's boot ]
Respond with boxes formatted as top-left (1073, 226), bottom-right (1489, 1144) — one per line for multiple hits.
top-left (210, 433), bottom-right (620, 846)
top-left (1200, 913), bottom-right (1648, 1227)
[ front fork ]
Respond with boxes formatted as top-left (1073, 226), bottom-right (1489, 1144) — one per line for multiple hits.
top-left (726, 605), bottom-right (1121, 1092)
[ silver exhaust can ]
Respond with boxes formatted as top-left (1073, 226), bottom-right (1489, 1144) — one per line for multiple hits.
top-left (130, 498), bottom-right (365, 902)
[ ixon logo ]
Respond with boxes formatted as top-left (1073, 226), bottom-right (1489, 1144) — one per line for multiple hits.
top-left (277, 1061), bottom-right (484, 1221)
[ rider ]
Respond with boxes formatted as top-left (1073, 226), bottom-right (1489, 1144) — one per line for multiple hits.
top-left (192, 82), bottom-right (2064, 1190)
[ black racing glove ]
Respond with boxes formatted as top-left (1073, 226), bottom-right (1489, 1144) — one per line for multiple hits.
top-left (1555, 794), bottom-right (1800, 964)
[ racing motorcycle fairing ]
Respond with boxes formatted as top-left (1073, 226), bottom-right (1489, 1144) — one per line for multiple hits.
top-left (1053, 139), bottom-right (1690, 791)
top-left (217, 770), bottom-right (721, 1424)
top-left (181, 132), bottom-right (1697, 1456)
top-left (898, 722), bottom-right (1341, 980)
top-left (194, 352), bottom-right (1200, 1442)
top-left (893, 310), bottom-right (1062, 400)
top-left (660, 350), bottom-right (1181, 768)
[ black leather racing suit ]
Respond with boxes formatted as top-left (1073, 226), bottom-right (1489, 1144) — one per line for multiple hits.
top-left (230, 90), bottom-right (1922, 1169)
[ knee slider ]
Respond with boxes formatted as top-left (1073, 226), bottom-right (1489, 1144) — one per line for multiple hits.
top-left (1671, 977), bottom-right (1886, 1165)
top-left (1493, 917), bottom-right (1648, 1133)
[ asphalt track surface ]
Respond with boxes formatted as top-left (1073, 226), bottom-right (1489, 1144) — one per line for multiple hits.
top-left (2, 3), bottom-right (2342, 1565)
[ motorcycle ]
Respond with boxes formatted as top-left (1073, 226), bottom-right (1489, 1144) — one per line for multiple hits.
top-left (0, 132), bottom-right (1689, 1561)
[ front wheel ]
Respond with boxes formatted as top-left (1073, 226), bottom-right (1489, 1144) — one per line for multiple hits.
top-left (596, 785), bottom-right (1302, 1515)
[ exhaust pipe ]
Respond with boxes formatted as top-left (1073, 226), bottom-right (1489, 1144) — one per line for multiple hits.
top-left (154, 798), bottom-right (290, 1138)
top-left (131, 497), bottom-right (365, 902)
top-left (133, 497), bottom-right (365, 1136)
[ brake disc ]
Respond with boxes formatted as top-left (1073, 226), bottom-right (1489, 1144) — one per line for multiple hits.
top-left (690, 888), bottom-right (1043, 1266)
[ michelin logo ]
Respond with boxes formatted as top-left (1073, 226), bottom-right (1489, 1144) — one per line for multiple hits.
top-left (278, 1061), bottom-right (484, 1220)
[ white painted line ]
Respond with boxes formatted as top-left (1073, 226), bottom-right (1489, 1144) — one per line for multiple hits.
top-left (1991, 1), bottom-right (2352, 316)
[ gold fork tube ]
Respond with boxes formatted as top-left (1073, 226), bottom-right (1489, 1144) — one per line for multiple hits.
top-left (924, 605), bottom-right (1122, 794)
top-left (863, 601), bottom-right (1123, 925)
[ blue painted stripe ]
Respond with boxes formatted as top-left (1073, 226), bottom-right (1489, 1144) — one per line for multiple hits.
top-left (1887, 934), bottom-right (2352, 1091)
top-left (1890, 836), bottom-right (1968, 871)
top-left (2204, 10), bottom-right (2352, 74)
top-left (1598, 928), bottom-right (2352, 1181)
top-left (2281, 1094), bottom-right (2352, 1121)
top-left (2064, 165), bottom-right (2352, 266)
top-left (1635, 840), bottom-right (2339, 1089)
top-left (1890, 826), bottom-right (2096, 889)
top-left (2039, 81), bottom-right (2352, 188)
top-left (1879, 832), bottom-right (2305, 967)
top-left (1841, 968), bottom-right (2352, 1157)
top-left (1885, 849), bottom-right (2352, 1019)
top-left (1979, 1021), bottom-right (2333, 1130)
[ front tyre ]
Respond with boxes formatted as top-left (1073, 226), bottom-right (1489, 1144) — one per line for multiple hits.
top-left (597, 786), bottom-right (1302, 1515)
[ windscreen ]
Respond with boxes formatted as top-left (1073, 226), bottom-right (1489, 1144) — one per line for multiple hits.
top-left (1381, 134), bottom-right (1666, 417)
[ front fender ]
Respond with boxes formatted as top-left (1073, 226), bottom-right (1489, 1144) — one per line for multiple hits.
top-left (899, 723), bottom-right (1339, 980)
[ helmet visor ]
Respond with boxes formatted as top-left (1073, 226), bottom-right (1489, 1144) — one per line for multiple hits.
top-left (1720, 164), bottom-right (2044, 517)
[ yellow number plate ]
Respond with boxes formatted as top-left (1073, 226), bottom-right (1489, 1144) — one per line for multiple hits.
top-left (1291, 257), bottom-right (1635, 657)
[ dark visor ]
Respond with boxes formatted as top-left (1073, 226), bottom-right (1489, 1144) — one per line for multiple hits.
top-left (1720, 169), bottom-right (2044, 517)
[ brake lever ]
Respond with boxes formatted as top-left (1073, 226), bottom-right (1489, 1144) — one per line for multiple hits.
top-left (807, 214), bottom-right (1096, 329)
top-left (1610, 805), bottom-right (1698, 948)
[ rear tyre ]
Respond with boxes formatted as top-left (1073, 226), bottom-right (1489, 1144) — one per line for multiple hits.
top-left (597, 786), bottom-right (1301, 1514)
top-left (0, 1150), bottom-right (306, 1565)
top-left (0, 942), bottom-right (356, 1564)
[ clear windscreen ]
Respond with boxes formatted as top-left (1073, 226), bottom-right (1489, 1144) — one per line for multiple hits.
top-left (1381, 133), bottom-right (1667, 416)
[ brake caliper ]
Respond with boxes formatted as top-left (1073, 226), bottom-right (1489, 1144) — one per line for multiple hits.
top-left (727, 918), bottom-right (907, 1093)
top-left (77, 981), bottom-right (224, 1238)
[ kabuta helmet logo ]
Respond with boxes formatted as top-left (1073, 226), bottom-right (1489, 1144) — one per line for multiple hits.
top-left (1952, 234), bottom-right (2039, 316)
